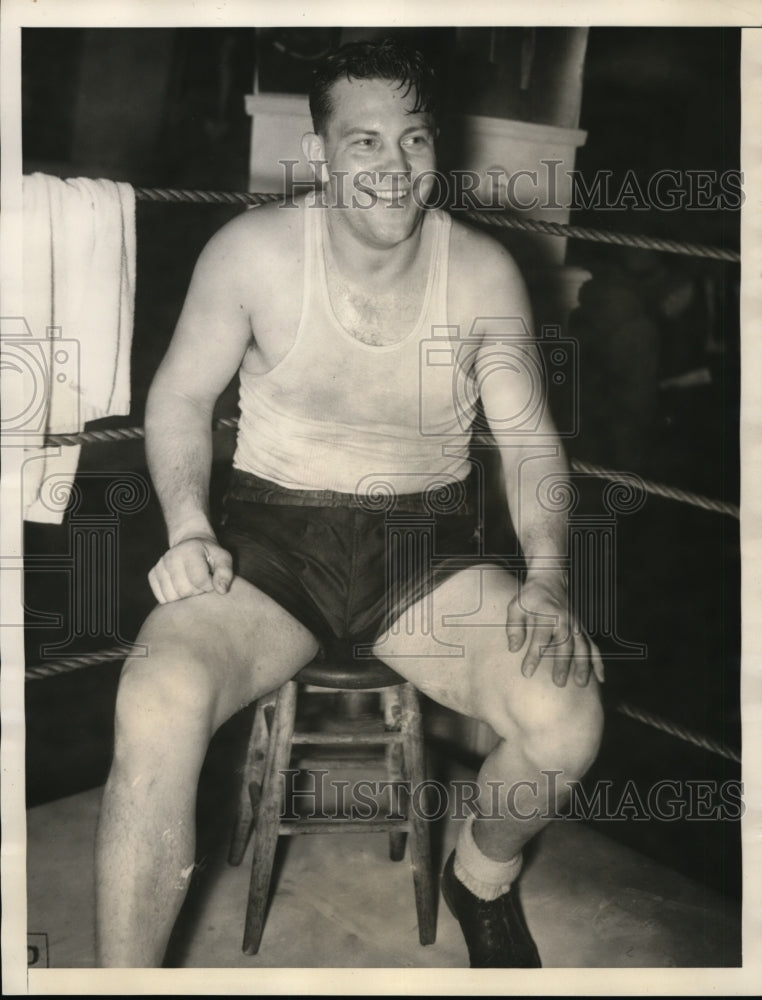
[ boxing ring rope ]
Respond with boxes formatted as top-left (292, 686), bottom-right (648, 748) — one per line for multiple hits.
top-left (22, 179), bottom-right (742, 771)
top-left (568, 458), bottom-right (739, 520)
top-left (131, 185), bottom-right (741, 263)
top-left (25, 644), bottom-right (136, 681)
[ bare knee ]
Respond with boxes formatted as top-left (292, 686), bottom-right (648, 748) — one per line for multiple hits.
top-left (112, 641), bottom-right (218, 772)
top-left (490, 670), bottom-right (604, 782)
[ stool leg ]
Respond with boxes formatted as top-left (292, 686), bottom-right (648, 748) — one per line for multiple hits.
top-left (229, 693), bottom-right (276, 867)
top-left (242, 680), bottom-right (298, 955)
top-left (400, 683), bottom-right (437, 946)
top-left (382, 688), bottom-right (407, 862)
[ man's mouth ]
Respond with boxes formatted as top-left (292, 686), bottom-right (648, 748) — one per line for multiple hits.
top-left (373, 189), bottom-right (411, 205)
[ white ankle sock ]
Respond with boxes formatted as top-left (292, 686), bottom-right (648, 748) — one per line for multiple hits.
top-left (453, 814), bottom-right (522, 901)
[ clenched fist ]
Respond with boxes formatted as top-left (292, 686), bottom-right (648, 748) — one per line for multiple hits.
top-left (148, 536), bottom-right (233, 604)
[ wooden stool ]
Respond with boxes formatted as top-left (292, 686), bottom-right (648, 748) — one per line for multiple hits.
top-left (228, 655), bottom-right (438, 955)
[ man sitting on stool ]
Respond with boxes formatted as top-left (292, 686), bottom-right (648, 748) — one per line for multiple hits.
top-left (95, 38), bottom-right (604, 968)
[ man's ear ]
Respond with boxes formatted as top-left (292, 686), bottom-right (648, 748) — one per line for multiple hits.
top-left (302, 132), bottom-right (329, 186)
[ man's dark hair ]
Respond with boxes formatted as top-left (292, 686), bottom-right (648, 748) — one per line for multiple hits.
top-left (308, 38), bottom-right (438, 135)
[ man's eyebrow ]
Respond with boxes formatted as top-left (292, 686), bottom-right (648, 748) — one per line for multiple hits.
top-left (340, 124), bottom-right (434, 138)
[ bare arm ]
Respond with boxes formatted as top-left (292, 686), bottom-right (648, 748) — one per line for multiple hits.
top-left (145, 223), bottom-right (253, 602)
top-left (473, 243), bottom-right (604, 686)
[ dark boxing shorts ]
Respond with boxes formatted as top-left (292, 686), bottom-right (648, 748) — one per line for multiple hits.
top-left (218, 468), bottom-right (481, 657)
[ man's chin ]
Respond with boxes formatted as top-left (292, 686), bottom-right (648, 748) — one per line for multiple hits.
top-left (360, 208), bottom-right (424, 245)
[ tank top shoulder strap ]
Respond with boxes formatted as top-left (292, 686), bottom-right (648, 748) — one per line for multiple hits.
top-left (301, 191), bottom-right (320, 307)
top-left (427, 208), bottom-right (452, 322)
top-left (290, 191), bottom-right (323, 343)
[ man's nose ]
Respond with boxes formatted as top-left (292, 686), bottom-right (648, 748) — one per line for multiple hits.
top-left (378, 144), bottom-right (412, 182)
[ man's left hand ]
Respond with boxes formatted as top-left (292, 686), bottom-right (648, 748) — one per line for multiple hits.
top-left (505, 575), bottom-right (605, 687)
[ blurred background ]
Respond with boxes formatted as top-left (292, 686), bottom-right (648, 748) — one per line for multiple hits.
top-left (21, 26), bottom-right (741, 907)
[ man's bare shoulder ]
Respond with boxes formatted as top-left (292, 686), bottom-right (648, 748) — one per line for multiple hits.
top-left (196, 195), bottom-right (307, 279)
top-left (448, 215), bottom-right (526, 297)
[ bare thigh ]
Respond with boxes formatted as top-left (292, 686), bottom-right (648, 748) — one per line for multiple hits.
top-left (372, 564), bottom-right (599, 738)
top-left (126, 575), bottom-right (320, 733)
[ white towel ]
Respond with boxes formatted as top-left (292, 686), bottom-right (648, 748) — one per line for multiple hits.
top-left (21, 173), bottom-right (136, 523)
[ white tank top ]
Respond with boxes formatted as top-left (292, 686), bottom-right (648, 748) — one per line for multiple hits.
top-left (233, 197), bottom-right (476, 494)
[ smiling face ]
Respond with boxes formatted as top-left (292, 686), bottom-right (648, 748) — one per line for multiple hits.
top-left (306, 76), bottom-right (438, 249)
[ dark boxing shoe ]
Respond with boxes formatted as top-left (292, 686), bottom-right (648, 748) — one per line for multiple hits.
top-left (441, 850), bottom-right (542, 968)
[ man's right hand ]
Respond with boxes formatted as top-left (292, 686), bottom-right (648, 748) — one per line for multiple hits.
top-left (147, 536), bottom-right (234, 604)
